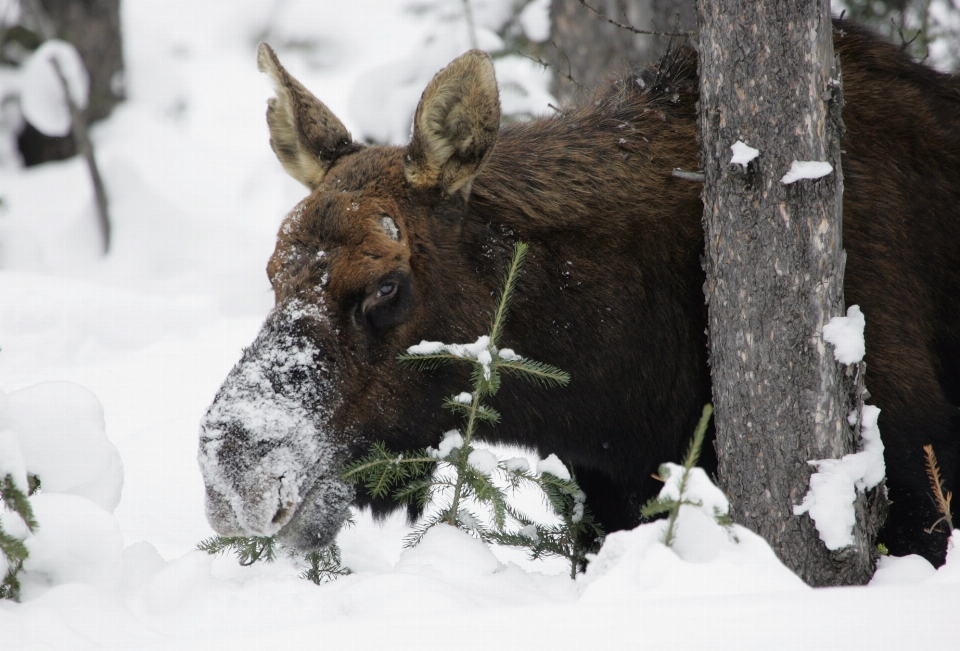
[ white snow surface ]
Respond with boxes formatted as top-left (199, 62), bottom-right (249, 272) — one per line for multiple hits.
top-left (729, 139), bottom-right (759, 169)
top-left (780, 160), bottom-right (834, 184)
top-left (823, 304), bottom-right (866, 364)
top-left (2, 1), bottom-right (960, 648)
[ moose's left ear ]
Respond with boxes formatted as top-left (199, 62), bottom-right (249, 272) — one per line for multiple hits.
top-left (257, 43), bottom-right (355, 190)
top-left (405, 50), bottom-right (501, 198)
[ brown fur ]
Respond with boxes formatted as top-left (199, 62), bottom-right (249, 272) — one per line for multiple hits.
top-left (205, 21), bottom-right (960, 565)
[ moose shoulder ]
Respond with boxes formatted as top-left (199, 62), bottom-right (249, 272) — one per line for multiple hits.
top-left (199, 22), bottom-right (960, 565)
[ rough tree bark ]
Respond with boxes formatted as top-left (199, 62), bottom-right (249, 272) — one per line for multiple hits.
top-left (697, 0), bottom-right (878, 585)
top-left (549, 0), bottom-right (695, 103)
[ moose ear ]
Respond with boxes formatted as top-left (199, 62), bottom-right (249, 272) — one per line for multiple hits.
top-left (405, 50), bottom-right (500, 197)
top-left (257, 43), bottom-right (354, 189)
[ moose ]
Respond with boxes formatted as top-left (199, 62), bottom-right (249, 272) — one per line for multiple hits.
top-left (199, 21), bottom-right (960, 568)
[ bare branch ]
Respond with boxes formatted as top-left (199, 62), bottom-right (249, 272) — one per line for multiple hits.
top-left (577, 0), bottom-right (694, 38)
top-left (671, 169), bottom-right (705, 182)
top-left (519, 48), bottom-right (584, 93)
top-left (49, 57), bottom-right (111, 254)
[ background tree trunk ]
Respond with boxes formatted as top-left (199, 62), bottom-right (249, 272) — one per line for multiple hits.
top-left (549, 0), bottom-right (695, 103)
top-left (15, 0), bottom-right (124, 166)
top-left (697, 0), bottom-right (877, 585)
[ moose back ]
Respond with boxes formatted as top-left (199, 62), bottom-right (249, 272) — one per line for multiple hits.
top-left (199, 22), bottom-right (960, 566)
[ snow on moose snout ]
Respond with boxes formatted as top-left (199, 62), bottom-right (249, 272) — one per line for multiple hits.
top-left (198, 299), bottom-right (352, 550)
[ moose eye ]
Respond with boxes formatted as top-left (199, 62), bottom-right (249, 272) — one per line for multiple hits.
top-left (377, 282), bottom-right (397, 298)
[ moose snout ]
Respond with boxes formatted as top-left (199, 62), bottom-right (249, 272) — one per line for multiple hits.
top-left (199, 418), bottom-right (308, 537)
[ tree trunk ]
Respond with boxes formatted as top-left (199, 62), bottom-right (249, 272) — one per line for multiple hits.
top-left (697, 1), bottom-right (878, 585)
top-left (15, 0), bottom-right (124, 166)
top-left (549, 0), bottom-right (696, 103)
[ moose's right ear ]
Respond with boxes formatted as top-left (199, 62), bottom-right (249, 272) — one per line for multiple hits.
top-left (257, 43), bottom-right (354, 190)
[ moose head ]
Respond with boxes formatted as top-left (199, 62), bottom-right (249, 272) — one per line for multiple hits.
top-left (198, 45), bottom-right (507, 549)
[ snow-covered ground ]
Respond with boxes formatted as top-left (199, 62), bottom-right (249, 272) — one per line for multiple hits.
top-left (1, 1), bottom-right (959, 648)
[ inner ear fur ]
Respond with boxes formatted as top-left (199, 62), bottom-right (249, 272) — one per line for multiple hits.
top-left (257, 43), bottom-right (355, 189)
top-left (404, 50), bottom-right (501, 198)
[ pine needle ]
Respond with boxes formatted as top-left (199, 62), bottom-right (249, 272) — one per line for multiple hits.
top-left (923, 444), bottom-right (954, 534)
top-left (498, 358), bottom-right (571, 387)
top-left (489, 242), bottom-right (528, 346)
top-left (1, 473), bottom-right (40, 601)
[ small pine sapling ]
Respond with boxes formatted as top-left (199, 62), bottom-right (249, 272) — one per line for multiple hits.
top-left (1, 473), bottom-right (40, 601)
top-left (923, 444), bottom-right (954, 534)
top-left (641, 404), bottom-right (733, 546)
top-left (197, 530), bottom-right (351, 585)
top-left (345, 242), bottom-right (603, 575)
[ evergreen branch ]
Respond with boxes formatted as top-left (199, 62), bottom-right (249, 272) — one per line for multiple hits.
top-left (489, 242), bottom-right (528, 347)
top-left (471, 363), bottom-right (502, 397)
top-left (395, 352), bottom-right (461, 370)
top-left (300, 544), bottom-right (351, 584)
top-left (640, 498), bottom-right (678, 519)
top-left (342, 443), bottom-right (436, 499)
top-left (392, 476), bottom-right (437, 507)
top-left (682, 404), bottom-right (713, 470)
top-left (1, 474), bottom-right (39, 533)
top-left (923, 444), bottom-right (955, 533)
top-left (537, 472), bottom-right (583, 506)
top-left (199, 535), bottom-right (351, 581)
top-left (577, 0), bottom-right (695, 37)
top-left (497, 358), bottom-right (571, 388)
top-left (1, 473), bottom-right (40, 601)
top-left (197, 535), bottom-right (278, 566)
top-left (443, 398), bottom-right (501, 424)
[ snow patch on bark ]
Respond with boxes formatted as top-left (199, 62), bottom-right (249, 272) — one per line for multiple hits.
top-left (823, 305), bottom-right (866, 364)
top-left (729, 140), bottom-right (759, 169)
top-left (793, 405), bottom-right (886, 550)
top-left (780, 160), bottom-right (833, 184)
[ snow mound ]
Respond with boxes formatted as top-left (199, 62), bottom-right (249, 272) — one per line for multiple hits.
top-left (0, 382), bottom-right (127, 600)
top-left (581, 519), bottom-right (808, 602)
top-left (1, 382), bottom-right (123, 511)
top-left (582, 462), bottom-right (808, 600)
top-left (393, 524), bottom-right (502, 579)
top-left (23, 493), bottom-right (125, 594)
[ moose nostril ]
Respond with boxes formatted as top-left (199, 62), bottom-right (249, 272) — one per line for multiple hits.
top-left (272, 503), bottom-right (292, 524)
top-left (270, 474), bottom-right (297, 526)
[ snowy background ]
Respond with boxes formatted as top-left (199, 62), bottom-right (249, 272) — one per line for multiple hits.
top-left (1, 0), bottom-right (960, 648)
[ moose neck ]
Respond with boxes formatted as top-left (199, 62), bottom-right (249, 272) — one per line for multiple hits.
top-left (449, 81), bottom-right (712, 530)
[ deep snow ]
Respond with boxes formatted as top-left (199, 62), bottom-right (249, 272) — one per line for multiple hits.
top-left (2, 1), bottom-right (960, 649)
